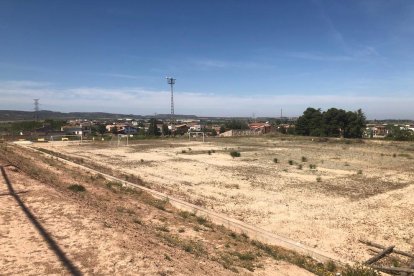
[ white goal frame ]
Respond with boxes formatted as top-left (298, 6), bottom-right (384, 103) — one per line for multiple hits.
top-left (110, 134), bottom-right (129, 146)
top-left (188, 131), bottom-right (205, 142)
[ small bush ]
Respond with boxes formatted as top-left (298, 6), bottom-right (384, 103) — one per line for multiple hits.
top-left (207, 150), bottom-right (212, 155)
top-left (230, 151), bottom-right (241, 158)
top-left (297, 164), bottom-right (302, 170)
top-left (341, 264), bottom-right (379, 276)
top-left (182, 150), bottom-right (187, 153)
top-left (140, 159), bottom-right (144, 163)
top-left (357, 169), bottom-right (363, 175)
top-left (156, 225), bottom-right (170, 232)
top-left (325, 260), bottom-right (336, 272)
top-left (133, 218), bottom-right (143, 225)
top-left (316, 176), bottom-right (322, 182)
top-left (309, 164), bottom-right (316, 169)
top-left (273, 158), bottom-right (278, 163)
top-left (393, 153), bottom-right (397, 158)
top-left (68, 184), bottom-right (86, 192)
top-left (301, 156), bottom-right (307, 162)
top-left (288, 160), bottom-right (294, 165)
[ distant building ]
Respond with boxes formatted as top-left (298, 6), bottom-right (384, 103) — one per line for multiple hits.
top-left (248, 122), bottom-right (272, 134)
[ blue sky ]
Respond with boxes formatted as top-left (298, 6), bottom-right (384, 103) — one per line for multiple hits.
top-left (1, 0), bottom-right (414, 119)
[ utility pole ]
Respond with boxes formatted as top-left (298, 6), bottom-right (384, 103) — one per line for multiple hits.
top-left (166, 77), bottom-right (176, 128)
top-left (34, 99), bottom-right (40, 121)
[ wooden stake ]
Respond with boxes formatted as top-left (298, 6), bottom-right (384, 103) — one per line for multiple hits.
top-left (359, 239), bottom-right (414, 259)
top-left (365, 245), bottom-right (394, 265)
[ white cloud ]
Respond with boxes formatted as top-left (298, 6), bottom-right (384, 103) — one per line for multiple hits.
top-left (0, 80), bottom-right (413, 119)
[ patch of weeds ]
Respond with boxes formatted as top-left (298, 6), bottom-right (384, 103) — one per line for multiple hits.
top-left (316, 176), bottom-right (322, 182)
top-left (230, 151), bottom-right (241, 158)
top-left (133, 218), bottom-right (143, 225)
top-left (196, 216), bottom-right (210, 226)
top-left (273, 158), bottom-right (278, 163)
top-left (288, 160), bottom-right (294, 165)
top-left (156, 225), bottom-right (170, 232)
top-left (178, 210), bottom-right (195, 219)
top-left (178, 228), bottom-right (185, 233)
top-left (211, 150), bottom-right (216, 153)
top-left (325, 260), bottom-right (337, 272)
top-left (357, 169), bottom-right (363, 175)
top-left (188, 148), bottom-right (192, 151)
top-left (399, 153), bottom-right (411, 158)
top-left (224, 183), bottom-right (240, 189)
top-left (181, 150), bottom-right (187, 153)
top-left (309, 164), bottom-right (317, 169)
top-left (140, 159), bottom-right (144, 163)
top-left (149, 198), bottom-right (169, 211)
top-left (207, 150), bottom-right (212, 155)
top-left (68, 184), bottom-right (86, 192)
top-left (297, 164), bottom-right (303, 170)
top-left (301, 156), bottom-right (307, 162)
top-left (193, 225), bottom-right (201, 232)
top-left (116, 207), bottom-right (135, 215)
top-left (341, 264), bottom-right (379, 276)
top-left (106, 181), bottom-right (123, 189)
top-left (344, 162), bottom-right (350, 166)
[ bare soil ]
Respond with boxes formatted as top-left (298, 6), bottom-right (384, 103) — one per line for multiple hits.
top-left (31, 136), bottom-right (414, 263)
top-left (0, 144), bottom-right (314, 275)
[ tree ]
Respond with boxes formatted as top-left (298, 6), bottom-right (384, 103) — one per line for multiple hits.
top-left (97, 124), bottom-right (107, 137)
top-left (147, 118), bottom-right (161, 136)
top-left (225, 119), bottom-right (249, 130)
top-left (219, 125), bottom-right (226, 133)
top-left (295, 107), bottom-right (366, 138)
top-left (295, 108), bottom-right (323, 136)
top-left (322, 108), bottom-right (348, 137)
top-left (386, 126), bottom-right (413, 141)
top-left (161, 124), bottom-right (170, 136)
top-left (343, 109), bottom-right (366, 138)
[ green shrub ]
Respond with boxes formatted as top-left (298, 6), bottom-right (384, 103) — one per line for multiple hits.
top-left (301, 156), bottom-right (307, 162)
top-left (182, 149), bottom-right (187, 153)
top-left (273, 158), bottom-right (278, 163)
top-left (297, 164), bottom-right (303, 170)
top-left (316, 176), bottom-right (322, 182)
top-left (68, 184), bottom-right (86, 192)
top-left (208, 150), bottom-right (212, 155)
top-left (309, 164), bottom-right (316, 169)
top-left (288, 160), bottom-right (294, 165)
top-left (341, 264), bottom-right (379, 276)
top-left (230, 151), bottom-right (241, 158)
top-left (357, 169), bottom-right (363, 175)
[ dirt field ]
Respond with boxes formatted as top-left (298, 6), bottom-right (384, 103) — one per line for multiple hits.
top-left (32, 136), bottom-right (414, 263)
top-left (1, 144), bottom-right (316, 275)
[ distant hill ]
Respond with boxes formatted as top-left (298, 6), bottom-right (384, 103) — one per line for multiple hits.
top-left (0, 110), bottom-right (199, 121)
top-left (0, 110), bottom-right (143, 121)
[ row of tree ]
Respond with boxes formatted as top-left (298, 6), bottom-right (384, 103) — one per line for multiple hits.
top-left (295, 108), bottom-right (366, 138)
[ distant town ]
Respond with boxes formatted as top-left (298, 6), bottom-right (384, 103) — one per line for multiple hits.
top-left (1, 108), bottom-right (413, 141)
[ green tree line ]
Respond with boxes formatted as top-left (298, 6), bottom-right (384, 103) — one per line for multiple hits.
top-left (295, 107), bottom-right (366, 138)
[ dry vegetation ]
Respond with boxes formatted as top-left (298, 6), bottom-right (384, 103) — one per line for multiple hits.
top-left (29, 135), bottom-right (414, 266)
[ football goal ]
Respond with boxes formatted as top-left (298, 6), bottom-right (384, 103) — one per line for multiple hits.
top-left (188, 131), bottom-right (205, 142)
top-left (110, 134), bottom-right (129, 147)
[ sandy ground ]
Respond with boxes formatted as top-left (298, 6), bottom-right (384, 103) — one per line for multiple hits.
top-left (32, 136), bottom-right (414, 263)
top-left (0, 147), bottom-right (313, 275)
